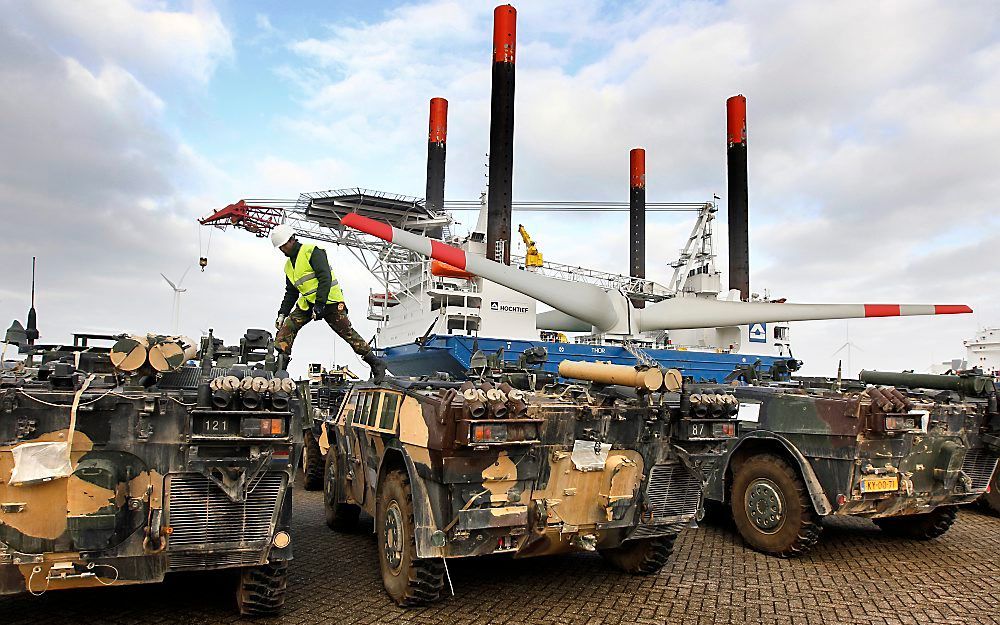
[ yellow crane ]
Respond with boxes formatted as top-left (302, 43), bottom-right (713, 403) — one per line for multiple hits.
top-left (518, 223), bottom-right (543, 268)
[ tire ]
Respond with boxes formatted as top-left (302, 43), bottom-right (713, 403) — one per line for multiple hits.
top-left (980, 466), bottom-right (1000, 515)
top-left (599, 534), bottom-right (676, 575)
top-left (730, 453), bottom-right (822, 557)
top-left (323, 446), bottom-right (360, 531)
top-left (874, 505), bottom-right (958, 540)
top-left (376, 470), bottom-right (445, 606)
top-left (302, 431), bottom-right (324, 491)
top-left (236, 561), bottom-right (288, 616)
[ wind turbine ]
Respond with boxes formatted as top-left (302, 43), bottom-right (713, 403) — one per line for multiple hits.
top-left (831, 322), bottom-right (863, 378)
top-left (161, 268), bottom-right (190, 334)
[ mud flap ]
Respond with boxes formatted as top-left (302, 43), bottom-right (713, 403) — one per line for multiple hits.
top-left (710, 432), bottom-right (833, 516)
top-left (392, 451), bottom-right (444, 559)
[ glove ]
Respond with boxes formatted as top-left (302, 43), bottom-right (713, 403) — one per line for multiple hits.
top-left (275, 314), bottom-right (287, 330)
top-left (312, 303), bottom-right (327, 320)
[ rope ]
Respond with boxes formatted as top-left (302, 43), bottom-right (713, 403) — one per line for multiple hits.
top-left (16, 389), bottom-right (144, 408)
top-left (66, 374), bottom-right (96, 461)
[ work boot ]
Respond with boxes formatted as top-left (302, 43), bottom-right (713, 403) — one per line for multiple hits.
top-left (363, 352), bottom-right (387, 384)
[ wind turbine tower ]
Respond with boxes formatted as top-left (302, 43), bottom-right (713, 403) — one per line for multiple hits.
top-left (161, 268), bottom-right (189, 334)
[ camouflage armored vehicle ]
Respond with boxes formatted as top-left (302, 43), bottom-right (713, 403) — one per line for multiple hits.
top-left (302, 364), bottom-right (358, 490)
top-left (0, 326), bottom-right (303, 614)
top-left (322, 360), bottom-right (742, 605)
top-left (702, 370), bottom-right (1000, 556)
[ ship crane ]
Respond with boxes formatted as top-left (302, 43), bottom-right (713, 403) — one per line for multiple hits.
top-left (517, 224), bottom-right (543, 268)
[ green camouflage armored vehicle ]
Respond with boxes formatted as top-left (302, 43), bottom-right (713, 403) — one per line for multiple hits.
top-left (702, 370), bottom-right (1000, 556)
top-left (0, 327), bottom-right (303, 614)
top-left (302, 364), bottom-right (358, 490)
top-left (322, 360), bottom-right (742, 606)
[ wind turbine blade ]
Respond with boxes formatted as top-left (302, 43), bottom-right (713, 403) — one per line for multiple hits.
top-left (178, 266), bottom-right (191, 288)
top-left (831, 343), bottom-right (848, 357)
top-left (160, 273), bottom-right (177, 291)
top-left (342, 213), bottom-right (620, 331)
top-left (536, 309), bottom-right (592, 332)
top-left (637, 298), bottom-right (971, 332)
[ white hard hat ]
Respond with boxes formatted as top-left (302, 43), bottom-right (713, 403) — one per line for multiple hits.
top-left (270, 224), bottom-right (295, 248)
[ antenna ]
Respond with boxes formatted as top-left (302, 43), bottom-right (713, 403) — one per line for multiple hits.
top-left (26, 256), bottom-right (39, 345)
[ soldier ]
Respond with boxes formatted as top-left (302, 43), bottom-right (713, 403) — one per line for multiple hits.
top-left (269, 224), bottom-right (386, 382)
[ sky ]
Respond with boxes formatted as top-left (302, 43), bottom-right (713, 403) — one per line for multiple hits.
top-left (0, 0), bottom-right (997, 378)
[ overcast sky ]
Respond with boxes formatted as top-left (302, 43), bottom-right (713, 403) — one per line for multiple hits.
top-left (1, 0), bottom-right (997, 378)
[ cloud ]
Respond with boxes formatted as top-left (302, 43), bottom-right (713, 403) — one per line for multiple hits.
top-left (4, 0), bottom-right (233, 83)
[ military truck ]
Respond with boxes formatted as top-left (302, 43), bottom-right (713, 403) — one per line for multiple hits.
top-left (302, 364), bottom-right (358, 490)
top-left (322, 360), bottom-right (743, 606)
top-left (0, 327), bottom-right (303, 614)
top-left (702, 370), bottom-right (1000, 556)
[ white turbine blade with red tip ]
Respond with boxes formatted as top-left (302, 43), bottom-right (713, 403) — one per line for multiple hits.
top-left (341, 213), bottom-right (620, 330)
top-left (637, 297), bottom-right (971, 332)
top-left (341, 213), bottom-right (972, 334)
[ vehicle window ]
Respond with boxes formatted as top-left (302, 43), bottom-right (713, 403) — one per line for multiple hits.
top-left (378, 394), bottom-right (399, 430)
top-left (341, 392), bottom-right (358, 423)
top-left (353, 393), bottom-right (369, 426)
top-left (366, 393), bottom-right (381, 427)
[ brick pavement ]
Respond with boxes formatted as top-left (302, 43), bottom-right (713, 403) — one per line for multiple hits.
top-left (3, 481), bottom-right (999, 625)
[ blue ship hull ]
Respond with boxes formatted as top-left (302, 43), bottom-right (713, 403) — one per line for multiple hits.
top-left (378, 335), bottom-right (782, 383)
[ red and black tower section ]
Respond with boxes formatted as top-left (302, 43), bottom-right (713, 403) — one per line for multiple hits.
top-left (425, 97), bottom-right (448, 237)
top-left (486, 4), bottom-right (516, 265)
top-left (726, 94), bottom-right (750, 301)
top-left (629, 148), bottom-right (646, 308)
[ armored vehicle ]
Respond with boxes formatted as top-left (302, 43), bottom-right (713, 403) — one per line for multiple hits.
top-left (702, 370), bottom-right (1000, 556)
top-left (0, 327), bottom-right (303, 614)
top-left (322, 360), bottom-right (742, 605)
top-left (302, 364), bottom-right (358, 490)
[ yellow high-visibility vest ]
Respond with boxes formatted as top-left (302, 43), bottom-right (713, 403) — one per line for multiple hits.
top-left (284, 244), bottom-right (344, 310)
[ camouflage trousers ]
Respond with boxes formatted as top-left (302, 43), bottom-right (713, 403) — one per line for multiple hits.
top-left (275, 303), bottom-right (372, 358)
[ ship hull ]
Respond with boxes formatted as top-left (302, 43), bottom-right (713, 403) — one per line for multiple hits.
top-left (378, 335), bottom-right (785, 382)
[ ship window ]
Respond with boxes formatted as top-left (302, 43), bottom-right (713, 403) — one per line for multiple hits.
top-left (378, 394), bottom-right (400, 431)
top-left (774, 326), bottom-right (789, 341)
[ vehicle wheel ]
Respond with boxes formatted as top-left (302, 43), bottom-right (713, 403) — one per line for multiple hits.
top-left (599, 534), bottom-right (676, 575)
top-left (377, 470), bottom-right (445, 606)
top-left (980, 466), bottom-right (1000, 515)
top-left (302, 432), bottom-right (324, 491)
top-left (730, 454), bottom-right (822, 557)
top-left (236, 561), bottom-right (288, 616)
top-left (324, 446), bottom-right (360, 531)
top-left (874, 505), bottom-right (958, 540)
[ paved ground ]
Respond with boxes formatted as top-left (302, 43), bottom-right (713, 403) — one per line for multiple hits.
top-left (4, 480), bottom-right (999, 625)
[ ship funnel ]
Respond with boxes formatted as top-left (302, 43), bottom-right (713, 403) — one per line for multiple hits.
top-left (487, 4), bottom-right (516, 264)
top-left (727, 95), bottom-right (749, 301)
top-left (341, 214), bottom-right (972, 333)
